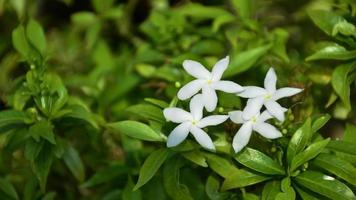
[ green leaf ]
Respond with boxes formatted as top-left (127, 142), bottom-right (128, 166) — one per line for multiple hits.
top-left (327, 140), bottom-right (356, 155)
top-left (175, 3), bottom-right (231, 19)
top-left (126, 104), bottom-right (164, 123)
top-left (275, 187), bottom-right (296, 200)
top-left (26, 19), bottom-right (46, 55)
top-left (63, 146), bottom-right (85, 182)
top-left (123, 177), bottom-right (142, 200)
top-left (221, 169), bottom-right (271, 190)
top-left (71, 12), bottom-right (97, 27)
top-left (232, 0), bottom-right (251, 19)
top-left (108, 120), bottom-right (163, 142)
top-left (0, 110), bottom-right (26, 133)
top-left (190, 40), bottom-right (225, 56)
top-left (331, 63), bottom-right (355, 110)
top-left (294, 186), bottom-right (320, 200)
top-left (205, 176), bottom-right (230, 200)
top-left (182, 150), bottom-right (208, 167)
top-left (306, 44), bottom-right (356, 61)
top-left (311, 114), bottom-right (330, 133)
top-left (32, 141), bottom-right (54, 192)
top-left (134, 149), bottom-right (170, 190)
top-left (271, 28), bottom-right (290, 63)
top-left (295, 171), bottom-right (355, 200)
top-left (287, 118), bottom-right (312, 164)
top-left (204, 153), bottom-right (239, 178)
top-left (12, 25), bottom-right (31, 59)
top-left (163, 157), bottom-right (193, 200)
top-left (81, 164), bottom-right (129, 188)
top-left (313, 153), bottom-right (356, 186)
top-left (332, 19), bottom-right (356, 37)
top-left (144, 98), bottom-right (169, 109)
top-left (235, 148), bottom-right (285, 175)
top-left (224, 44), bottom-right (271, 77)
top-left (0, 178), bottom-right (19, 200)
top-left (23, 177), bottom-right (38, 200)
top-left (343, 123), bottom-right (356, 143)
top-left (62, 104), bottom-right (98, 129)
top-left (262, 181), bottom-right (280, 200)
top-left (308, 10), bottom-right (343, 35)
top-left (91, 0), bottom-right (114, 13)
top-left (290, 138), bottom-right (330, 172)
top-left (29, 120), bottom-right (56, 145)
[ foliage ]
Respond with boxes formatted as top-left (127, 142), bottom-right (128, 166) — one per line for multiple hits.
top-left (0, 0), bottom-right (355, 199)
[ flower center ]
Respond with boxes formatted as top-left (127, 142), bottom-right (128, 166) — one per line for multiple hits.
top-left (191, 120), bottom-right (198, 125)
top-left (251, 116), bottom-right (257, 123)
top-left (206, 79), bottom-right (213, 84)
top-left (264, 93), bottom-right (272, 100)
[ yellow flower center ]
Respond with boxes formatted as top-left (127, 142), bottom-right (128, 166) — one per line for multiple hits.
top-left (251, 116), bottom-right (257, 123)
top-left (191, 120), bottom-right (198, 125)
top-left (264, 93), bottom-right (272, 100)
top-left (206, 79), bottom-right (213, 84)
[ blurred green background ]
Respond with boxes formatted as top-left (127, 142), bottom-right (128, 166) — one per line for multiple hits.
top-left (0, 0), bottom-right (355, 199)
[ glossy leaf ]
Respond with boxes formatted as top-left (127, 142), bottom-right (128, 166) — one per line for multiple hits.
top-left (134, 149), bottom-right (170, 190)
top-left (287, 118), bottom-right (312, 164)
top-left (311, 114), bottom-right (330, 133)
top-left (235, 148), bottom-right (285, 175)
top-left (306, 44), bottom-right (356, 61)
top-left (205, 176), bottom-right (230, 200)
top-left (182, 150), bottom-right (208, 167)
top-left (313, 153), bottom-right (356, 186)
top-left (0, 110), bottom-right (27, 133)
top-left (12, 25), bottom-right (31, 59)
top-left (261, 180), bottom-right (280, 200)
top-left (224, 44), bottom-right (271, 77)
top-left (108, 120), bottom-right (163, 142)
top-left (29, 120), bottom-right (56, 145)
top-left (126, 104), bottom-right (164, 123)
top-left (204, 153), bottom-right (239, 178)
top-left (290, 138), bottom-right (329, 172)
top-left (221, 169), bottom-right (271, 190)
top-left (308, 10), bottom-right (342, 35)
top-left (331, 63), bottom-right (355, 110)
top-left (295, 171), bottom-right (355, 200)
top-left (327, 140), bottom-right (356, 155)
top-left (343, 123), bottom-right (356, 143)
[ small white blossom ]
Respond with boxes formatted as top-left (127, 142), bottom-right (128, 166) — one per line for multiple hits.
top-left (229, 110), bottom-right (282, 153)
top-left (177, 56), bottom-right (243, 112)
top-left (163, 94), bottom-right (228, 150)
top-left (238, 68), bottom-right (303, 122)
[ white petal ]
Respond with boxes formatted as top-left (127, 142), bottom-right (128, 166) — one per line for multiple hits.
top-left (202, 85), bottom-right (218, 112)
top-left (237, 86), bottom-right (266, 98)
top-left (190, 94), bottom-right (204, 120)
top-left (211, 56), bottom-right (229, 81)
top-left (177, 80), bottom-right (204, 100)
top-left (190, 126), bottom-right (215, 150)
top-left (242, 97), bottom-right (264, 120)
top-left (257, 111), bottom-right (273, 123)
top-left (273, 87), bottom-right (303, 101)
top-left (183, 60), bottom-right (211, 79)
top-left (253, 122), bottom-right (282, 139)
top-left (232, 122), bottom-right (253, 153)
top-left (264, 68), bottom-right (277, 93)
top-left (229, 111), bottom-right (244, 124)
top-left (212, 81), bottom-right (243, 93)
top-left (163, 108), bottom-right (192, 123)
top-left (197, 115), bottom-right (228, 128)
top-left (167, 122), bottom-right (191, 147)
top-left (264, 100), bottom-right (285, 122)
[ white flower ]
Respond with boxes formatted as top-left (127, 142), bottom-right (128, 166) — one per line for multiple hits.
top-left (163, 94), bottom-right (228, 150)
top-left (229, 110), bottom-right (282, 153)
top-left (238, 68), bottom-right (303, 122)
top-left (177, 56), bottom-right (243, 112)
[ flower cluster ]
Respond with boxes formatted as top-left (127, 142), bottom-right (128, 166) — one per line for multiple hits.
top-left (163, 56), bottom-right (302, 153)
